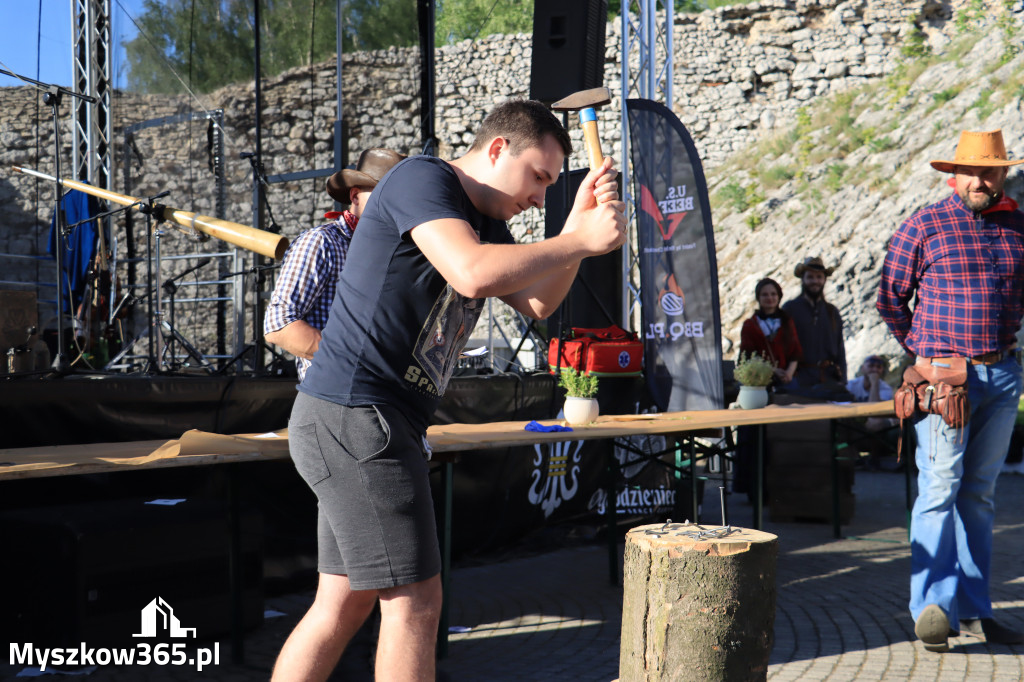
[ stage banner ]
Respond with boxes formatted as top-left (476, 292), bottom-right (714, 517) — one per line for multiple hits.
top-left (626, 98), bottom-right (723, 411)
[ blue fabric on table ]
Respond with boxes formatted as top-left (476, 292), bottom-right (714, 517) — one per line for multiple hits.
top-left (524, 420), bottom-right (573, 433)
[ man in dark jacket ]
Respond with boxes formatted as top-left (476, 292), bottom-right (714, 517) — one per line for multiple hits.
top-left (782, 256), bottom-right (848, 394)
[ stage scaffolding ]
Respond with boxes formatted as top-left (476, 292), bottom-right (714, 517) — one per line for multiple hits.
top-left (620, 0), bottom-right (675, 331)
top-left (63, 0), bottom-right (678, 375)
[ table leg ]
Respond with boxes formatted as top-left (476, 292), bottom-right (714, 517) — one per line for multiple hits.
top-left (227, 465), bottom-right (244, 664)
top-left (606, 446), bottom-right (619, 586)
top-left (689, 437), bottom-right (699, 523)
top-left (830, 420), bottom-right (841, 539)
top-left (437, 461), bottom-right (453, 659)
top-left (754, 425), bottom-right (764, 530)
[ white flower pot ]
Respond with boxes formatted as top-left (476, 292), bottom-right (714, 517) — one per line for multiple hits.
top-left (563, 396), bottom-right (600, 425)
top-left (737, 385), bottom-right (769, 410)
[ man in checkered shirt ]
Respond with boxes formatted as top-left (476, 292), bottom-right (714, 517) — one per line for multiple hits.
top-left (264, 148), bottom-right (404, 379)
top-left (877, 129), bottom-right (1024, 653)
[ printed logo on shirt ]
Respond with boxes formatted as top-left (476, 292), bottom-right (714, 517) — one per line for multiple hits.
top-left (408, 284), bottom-right (484, 397)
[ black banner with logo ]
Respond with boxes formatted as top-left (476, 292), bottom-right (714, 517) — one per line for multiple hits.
top-left (627, 98), bottom-right (723, 411)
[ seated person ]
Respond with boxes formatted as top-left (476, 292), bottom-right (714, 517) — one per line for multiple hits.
top-left (846, 354), bottom-right (899, 470)
top-left (846, 354), bottom-right (893, 402)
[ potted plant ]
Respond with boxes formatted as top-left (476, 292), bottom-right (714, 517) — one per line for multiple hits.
top-left (733, 351), bottom-right (774, 409)
top-left (558, 368), bottom-right (600, 425)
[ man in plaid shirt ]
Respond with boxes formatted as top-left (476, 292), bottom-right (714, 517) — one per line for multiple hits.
top-left (264, 148), bottom-right (404, 379)
top-left (877, 129), bottom-right (1024, 652)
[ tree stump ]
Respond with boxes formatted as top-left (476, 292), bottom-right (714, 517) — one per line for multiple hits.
top-left (619, 523), bottom-right (778, 682)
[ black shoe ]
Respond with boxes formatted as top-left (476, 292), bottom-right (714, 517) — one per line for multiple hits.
top-left (915, 604), bottom-right (950, 653)
top-left (959, 618), bottom-right (1024, 644)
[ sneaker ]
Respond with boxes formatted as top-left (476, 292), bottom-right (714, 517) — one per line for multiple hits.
top-left (915, 604), bottom-right (950, 653)
top-left (959, 618), bottom-right (1024, 644)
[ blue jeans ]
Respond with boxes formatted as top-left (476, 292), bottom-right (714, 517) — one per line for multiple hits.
top-left (909, 355), bottom-right (1022, 623)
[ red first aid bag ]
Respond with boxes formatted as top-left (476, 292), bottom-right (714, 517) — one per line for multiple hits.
top-left (548, 325), bottom-right (643, 377)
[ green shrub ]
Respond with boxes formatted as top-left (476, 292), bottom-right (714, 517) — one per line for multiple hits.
top-left (761, 164), bottom-right (796, 189)
top-left (734, 352), bottom-right (775, 386)
top-left (825, 163), bottom-right (848, 191)
top-left (557, 368), bottom-right (598, 398)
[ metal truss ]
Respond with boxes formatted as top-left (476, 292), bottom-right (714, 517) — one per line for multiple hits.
top-left (619, 0), bottom-right (674, 329)
top-left (72, 0), bottom-right (112, 189)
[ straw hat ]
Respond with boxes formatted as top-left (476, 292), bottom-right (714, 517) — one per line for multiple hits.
top-left (326, 148), bottom-right (406, 204)
top-left (793, 256), bottom-right (835, 278)
top-left (930, 130), bottom-right (1024, 173)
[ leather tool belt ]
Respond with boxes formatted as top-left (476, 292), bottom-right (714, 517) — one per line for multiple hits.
top-left (894, 356), bottom-right (970, 430)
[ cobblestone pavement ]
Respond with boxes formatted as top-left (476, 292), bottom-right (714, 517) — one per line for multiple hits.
top-left (4, 467), bottom-right (1023, 681)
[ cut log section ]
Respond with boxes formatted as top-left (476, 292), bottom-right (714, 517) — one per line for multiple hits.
top-left (619, 523), bottom-right (778, 682)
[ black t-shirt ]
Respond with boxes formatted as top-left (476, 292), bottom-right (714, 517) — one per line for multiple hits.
top-left (298, 156), bottom-right (514, 431)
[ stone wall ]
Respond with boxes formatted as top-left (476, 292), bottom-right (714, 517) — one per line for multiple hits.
top-left (0, 0), bottom-right (998, 366)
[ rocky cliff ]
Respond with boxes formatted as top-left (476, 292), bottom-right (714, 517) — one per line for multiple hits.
top-left (709, 1), bottom-right (1024, 371)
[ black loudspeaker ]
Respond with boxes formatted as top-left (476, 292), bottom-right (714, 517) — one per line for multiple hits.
top-left (545, 168), bottom-right (622, 332)
top-left (530, 0), bottom-right (609, 104)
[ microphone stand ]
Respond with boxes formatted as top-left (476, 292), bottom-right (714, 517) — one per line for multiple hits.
top-left (1, 67), bottom-right (96, 376)
top-left (217, 263), bottom-right (288, 375)
top-left (240, 152), bottom-right (281, 234)
top-left (138, 191), bottom-right (171, 371)
top-left (240, 151), bottom-right (281, 372)
top-left (161, 258), bottom-right (212, 371)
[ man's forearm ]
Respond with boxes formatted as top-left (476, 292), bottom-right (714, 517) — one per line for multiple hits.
top-left (264, 319), bottom-right (321, 360)
top-left (501, 258), bottom-right (582, 319)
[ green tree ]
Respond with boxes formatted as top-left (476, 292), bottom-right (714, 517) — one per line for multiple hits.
top-left (124, 0), bottom-right (255, 93)
top-left (122, 0), bottom-right (418, 94)
top-left (435, 0), bottom-right (533, 44)
top-left (342, 0), bottom-right (419, 52)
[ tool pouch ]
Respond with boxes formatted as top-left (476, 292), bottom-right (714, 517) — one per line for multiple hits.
top-left (894, 356), bottom-right (970, 429)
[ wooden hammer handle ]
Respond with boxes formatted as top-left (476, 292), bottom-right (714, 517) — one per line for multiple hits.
top-left (579, 108), bottom-right (604, 171)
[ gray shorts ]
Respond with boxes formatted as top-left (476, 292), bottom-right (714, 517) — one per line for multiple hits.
top-left (288, 391), bottom-right (441, 590)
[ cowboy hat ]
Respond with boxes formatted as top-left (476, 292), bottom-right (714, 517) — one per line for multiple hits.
top-left (326, 148), bottom-right (406, 204)
top-left (930, 129), bottom-right (1024, 173)
top-left (794, 256), bottom-right (835, 278)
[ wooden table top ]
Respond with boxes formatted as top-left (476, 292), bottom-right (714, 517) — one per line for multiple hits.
top-left (0, 400), bottom-right (895, 481)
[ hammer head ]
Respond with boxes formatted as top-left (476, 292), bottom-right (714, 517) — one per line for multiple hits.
top-left (550, 87), bottom-right (611, 112)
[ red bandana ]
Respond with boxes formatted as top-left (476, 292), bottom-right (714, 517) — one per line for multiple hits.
top-left (342, 209), bottom-right (359, 231)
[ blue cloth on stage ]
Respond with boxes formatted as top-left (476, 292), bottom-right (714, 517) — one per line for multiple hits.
top-left (49, 189), bottom-right (104, 313)
top-left (525, 420), bottom-right (573, 433)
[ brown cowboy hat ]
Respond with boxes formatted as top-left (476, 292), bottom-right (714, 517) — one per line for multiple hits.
top-left (326, 148), bottom-right (405, 204)
top-left (793, 256), bottom-right (835, 278)
top-left (930, 129), bottom-right (1024, 173)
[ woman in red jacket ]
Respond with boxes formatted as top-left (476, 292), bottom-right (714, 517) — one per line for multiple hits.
top-left (734, 278), bottom-right (804, 501)
top-left (740, 277), bottom-right (802, 388)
